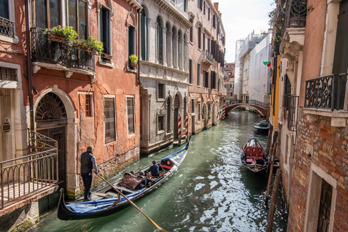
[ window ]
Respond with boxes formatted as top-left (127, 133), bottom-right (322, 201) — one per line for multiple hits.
top-left (203, 70), bottom-right (209, 88)
top-left (0, 67), bottom-right (17, 81)
top-left (189, 18), bottom-right (193, 42)
top-left (35, 0), bottom-right (60, 29)
top-left (158, 83), bottom-right (165, 99)
top-left (198, 26), bottom-right (201, 49)
top-left (198, 0), bottom-right (202, 10)
top-left (208, 7), bottom-right (210, 21)
top-left (167, 98), bottom-right (171, 132)
top-left (207, 38), bottom-right (210, 52)
top-left (184, 0), bottom-right (187, 12)
top-left (128, 25), bottom-right (136, 67)
top-left (156, 17), bottom-right (163, 64)
top-left (85, 94), bottom-right (92, 117)
top-left (197, 63), bottom-right (201, 86)
top-left (127, 97), bottom-right (135, 134)
top-left (203, 1), bottom-right (206, 14)
top-left (213, 14), bottom-right (216, 28)
top-left (68, 0), bottom-right (87, 39)
top-left (104, 98), bottom-right (116, 143)
top-left (211, 71), bottom-right (216, 89)
top-left (100, 6), bottom-right (110, 56)
top-left (191, 99), bottom-right (195, 113)
top-left (141, 8), bottom-right (148, 61)
top-left (189, 59), bottom-right (192, 84)
top-left (203, 33), bottom-right (205, 50)
top-left (198, 103), bottom-right (201, 121)
top-left (158, 115), bottom-right (164, 131)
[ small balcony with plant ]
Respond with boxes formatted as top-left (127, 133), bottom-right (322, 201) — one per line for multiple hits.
top-left (31, 26), bottom-right (103, 76)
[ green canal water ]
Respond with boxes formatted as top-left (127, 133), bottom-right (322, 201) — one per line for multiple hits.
top-left (30, 111), bottom-right (288, 232)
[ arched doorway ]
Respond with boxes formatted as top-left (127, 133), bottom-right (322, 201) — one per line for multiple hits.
top-left (35, 92), bottom-right (67, 189)
top-left (173, 94), bottom-right (180, 140)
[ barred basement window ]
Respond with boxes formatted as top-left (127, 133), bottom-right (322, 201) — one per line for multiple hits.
top-left (85, 94), bottom-right (92, 117)
top-left (158, 83), bottom-right (164, 99)
top-left (158, 115), bottom-right (164, 131)
top-left (127, 97), bottom-right (135, 134)
top-left (0, 67), bottom-right (17, 81)
top-left (104, 98), bottom-right (116, 143)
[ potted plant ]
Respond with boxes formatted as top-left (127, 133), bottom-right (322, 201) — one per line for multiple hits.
top-left (46, 25), bottom-right (78, 43)
top-left (129, 55), bottom-right (138, 69)
top-left (74, 36), bottom-right (103, 55)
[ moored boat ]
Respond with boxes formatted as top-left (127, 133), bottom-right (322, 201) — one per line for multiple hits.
top-left (58, 143), bottom-right (189, 220)
top-left (253, 120), bottom-right (270, 133)
top-left (241, 138), bottom-right (268, 172)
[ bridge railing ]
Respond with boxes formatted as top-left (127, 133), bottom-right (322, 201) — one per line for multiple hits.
top-left (226, 99), bottom-right (270, 108)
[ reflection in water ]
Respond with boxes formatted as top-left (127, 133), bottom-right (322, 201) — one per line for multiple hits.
top-left (31, 111), bottom-right (288, 232)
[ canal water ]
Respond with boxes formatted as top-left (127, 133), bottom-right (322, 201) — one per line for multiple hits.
top-left (31, 111), bottom-right (288, 232)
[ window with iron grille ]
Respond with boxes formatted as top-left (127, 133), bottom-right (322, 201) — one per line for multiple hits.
top-left (158, 83), bottom-right (165, 99)
top-left (127, 97), bottom-right (135, 134)
top-left (85, 94), bottom-right (92, 117)
top-left (158, 115), bottom-right (164, 131)
top-left (0, 67), bottom-right (17, 81)
top-left (317, 179), bottom-right (333, 231)
top-left (104, 98), bottom-right (116, 143)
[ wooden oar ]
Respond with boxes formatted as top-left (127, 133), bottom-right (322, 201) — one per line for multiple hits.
top-left (96, 173), bottom-right (168, 232)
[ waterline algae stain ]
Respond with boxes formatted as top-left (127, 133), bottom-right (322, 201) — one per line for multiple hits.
top-left (30, 111), bottom-right (288, 232)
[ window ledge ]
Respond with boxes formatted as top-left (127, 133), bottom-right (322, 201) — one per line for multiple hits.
top-left (165, 132), bottom-right (172, 136)
top-left (98, 58), bottom-right (114, 68)
top-left (0, 35), bottom-right (19, 44)
top-left (127, 68), bottom-right (137, 73)
top-left (303, 108), bottom-right (348, 127)
top-left (157, 130), bottom-right (165, 135)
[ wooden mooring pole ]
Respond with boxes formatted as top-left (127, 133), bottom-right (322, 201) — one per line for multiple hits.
top-left (266, 169), bottom-right (282, 232)
top-left (266, 131), bottom-right (278, 201)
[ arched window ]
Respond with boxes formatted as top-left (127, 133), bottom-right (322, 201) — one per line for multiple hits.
top-left (167, 97), bottom-right (171, 132)
top-left (141, 8), bottom-right (148, 61)
top-left (156, 17), bottom-right (163, 64)
top-left (166, 23), bottom-right (171, 66)
top-left (178, 31), bottom-right (182, 70)
top-left (172, 28), bottom-right (177, 68)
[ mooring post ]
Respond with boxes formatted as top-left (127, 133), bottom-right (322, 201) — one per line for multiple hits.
top-left (266, 131), bottom-right (278, 201)
top-left (266, 169), bottom-right (282, 232)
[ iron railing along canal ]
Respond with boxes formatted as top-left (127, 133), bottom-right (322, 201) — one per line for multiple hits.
top-left (0, 130), bottom-right (58, 209)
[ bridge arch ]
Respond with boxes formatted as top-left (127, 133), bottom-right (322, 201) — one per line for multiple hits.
top-left (225, 103), bottom-right (269, 117)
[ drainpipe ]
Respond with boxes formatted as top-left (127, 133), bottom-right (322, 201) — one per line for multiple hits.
top-left (137, 8), bottom-right (141, 85)
top-left (25, 0), bottom-right (34, 132)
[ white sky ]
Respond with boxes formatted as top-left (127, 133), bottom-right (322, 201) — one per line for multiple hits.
top-left (217, 0), bottom-right (275, 62)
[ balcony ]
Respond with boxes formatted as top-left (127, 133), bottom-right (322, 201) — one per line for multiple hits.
top-left (202, 50), bottom-right (213, 65)
top-left (31, 28), bottom-right (95, 76)
top-left (0, 130), bottom-right (58, 212)
top-left (305, 73), bottom-right (347, 111)
top-left (281, 0), bottom-right (307, 36)
top-left (0, 16), bottom-right (15, 38)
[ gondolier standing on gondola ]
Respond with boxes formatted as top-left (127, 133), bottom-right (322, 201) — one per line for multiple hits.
top-left (80, 146), bottom-right (98, 201)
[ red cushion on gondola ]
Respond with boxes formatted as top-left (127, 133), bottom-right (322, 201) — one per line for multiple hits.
top-left (161, 164), bottom-right (172, 170)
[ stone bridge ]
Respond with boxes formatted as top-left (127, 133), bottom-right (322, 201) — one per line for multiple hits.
top-left (225, 102), bottom-right (269, 117)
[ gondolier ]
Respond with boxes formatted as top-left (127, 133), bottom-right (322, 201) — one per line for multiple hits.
top-left (80, 146), bottom-right (98, 201)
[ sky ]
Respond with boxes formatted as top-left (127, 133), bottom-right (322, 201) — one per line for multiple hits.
top-left (216, 0), bottom-right (275, 63)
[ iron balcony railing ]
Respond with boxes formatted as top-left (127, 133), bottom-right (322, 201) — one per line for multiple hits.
top-left (0, 130), bottom-right (58, 209)
top-left (31, 28), bottom-right (95, 73)
top-left (202, 50), bottom-right (213, 65)
top-left (283, 95), bottom-right (299, 131)
top-left (0, 16), bottom-right (15, 38)
top-left (304, 73), bottom-right (347, 110)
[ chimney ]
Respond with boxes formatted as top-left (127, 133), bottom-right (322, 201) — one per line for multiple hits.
top-left (214, 2), bottom-right (219, 11)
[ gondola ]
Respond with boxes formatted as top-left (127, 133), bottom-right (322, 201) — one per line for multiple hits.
top-left (58, 143), bottom-right (189, 220)
top-left (253, 120), bottom-right (270, 133)
top-left (241, 138), bottom-right (268, 172)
